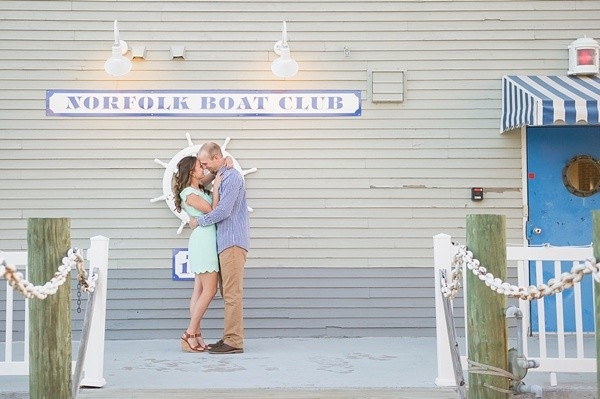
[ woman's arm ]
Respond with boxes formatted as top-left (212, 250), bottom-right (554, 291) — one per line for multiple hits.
top-left (199, 172), bottom-right (215, 187)
top-left (211, 173), bottom-right (222, 210)
top-left (185, 193), bottom-right (212, 214)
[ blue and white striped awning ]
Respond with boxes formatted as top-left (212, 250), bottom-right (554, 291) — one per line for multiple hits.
top-left (501, 75), bottom-right (600, 133)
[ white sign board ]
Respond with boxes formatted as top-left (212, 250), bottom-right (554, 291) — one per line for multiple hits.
top-left (46, 90), bottom-right (361, 117)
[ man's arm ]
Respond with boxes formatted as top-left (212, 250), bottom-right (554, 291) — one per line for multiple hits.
top-left (190, 169), bottom-right (243, 228)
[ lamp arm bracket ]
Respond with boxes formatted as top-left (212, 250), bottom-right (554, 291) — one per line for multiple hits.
top-left (273, 40), bottom-right (285, 55)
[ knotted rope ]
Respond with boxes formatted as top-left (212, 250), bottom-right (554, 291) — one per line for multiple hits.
top-left (0, 248), bottom-right (97, 299)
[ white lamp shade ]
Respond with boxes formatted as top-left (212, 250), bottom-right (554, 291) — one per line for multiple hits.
top-left (271, 46), bottom-right (298, 78)
top-left (105, 44), bottom-right (132, 76)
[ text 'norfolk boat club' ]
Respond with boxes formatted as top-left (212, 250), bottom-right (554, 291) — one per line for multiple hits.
top-left (46, 90), bottom-right (361, 117)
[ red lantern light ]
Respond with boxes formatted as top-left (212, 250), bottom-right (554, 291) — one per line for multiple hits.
top-left (577, 49), bottom-right (595, 66)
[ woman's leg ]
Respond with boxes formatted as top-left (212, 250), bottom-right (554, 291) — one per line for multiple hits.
top-left (192, 271), bottom-right (218, 348)
top-left (182, 274), bottom-right (204, 351)
top-left (189, 274), bottom-right (203, 317)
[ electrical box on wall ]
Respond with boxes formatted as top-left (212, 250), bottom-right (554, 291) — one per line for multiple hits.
top-left (471, 187), bottom-right (484, 201)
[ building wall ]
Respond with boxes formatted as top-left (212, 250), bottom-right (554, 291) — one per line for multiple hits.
top-left (1, 0), bottom-right (598, 339)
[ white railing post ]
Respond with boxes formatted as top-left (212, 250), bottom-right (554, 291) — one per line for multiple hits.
top-left (0, 250), bottom-right (28, 375)
top-left (80, 235), bottom-right (109, 387)
top-left (433, 233), bottom-right (456, 386)
top-left (4, 281), bottom-right (14, 364)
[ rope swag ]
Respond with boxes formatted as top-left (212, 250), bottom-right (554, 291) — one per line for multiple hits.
top-left (0, 248), bottom-right (97, 299)
top-left (441, 243), bottom-right (599, 301)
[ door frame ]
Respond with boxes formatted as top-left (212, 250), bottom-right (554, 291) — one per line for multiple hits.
top-left (520, 126), bottom-right (529, 245)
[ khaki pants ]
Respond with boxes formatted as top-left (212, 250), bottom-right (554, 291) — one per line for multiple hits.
top-left (219, 246), bottom-right (247, 348)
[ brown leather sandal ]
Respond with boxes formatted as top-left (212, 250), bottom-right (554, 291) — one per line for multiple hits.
top-left (181, 331), bottom-right (204, 353)
top-left (194, 332), bottom-right (209, 351)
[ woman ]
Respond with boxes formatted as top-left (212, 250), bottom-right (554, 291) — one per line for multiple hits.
top-left (173, 156), bottom-right (222, 352)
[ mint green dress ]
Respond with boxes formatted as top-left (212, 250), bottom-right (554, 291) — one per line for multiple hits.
top-left (180, 187), bottom-right (219, 274)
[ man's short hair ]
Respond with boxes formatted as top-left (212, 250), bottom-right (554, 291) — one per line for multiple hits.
top-left (199, 142), bottom-right (222, 158)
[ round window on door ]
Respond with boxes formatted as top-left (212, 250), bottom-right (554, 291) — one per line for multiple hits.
top-left (562, 155), bottom-right (600, 197)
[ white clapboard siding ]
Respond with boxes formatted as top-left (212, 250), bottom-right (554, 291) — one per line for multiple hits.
top-left (1, 1), bottom-right (599, 338)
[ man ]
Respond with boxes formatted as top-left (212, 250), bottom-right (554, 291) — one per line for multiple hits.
top-left (189, 142), bottom-right (249, 354)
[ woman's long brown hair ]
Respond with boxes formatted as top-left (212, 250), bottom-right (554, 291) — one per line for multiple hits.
top-left (173, 156), bottom-right (199, 213)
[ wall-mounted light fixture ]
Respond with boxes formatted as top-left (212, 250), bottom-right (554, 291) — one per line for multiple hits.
top-left (568, 36), bottom-right (599, 76)
top-left (104, 20), bottom-right (132, 77)
top-left (271, 21), bottom-right (298, 78)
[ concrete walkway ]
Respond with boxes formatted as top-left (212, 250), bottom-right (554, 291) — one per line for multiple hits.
top-left (0, 337), bottom-right (595, 398)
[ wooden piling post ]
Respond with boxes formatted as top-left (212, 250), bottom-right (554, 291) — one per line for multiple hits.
top-left (593, 210), bottom-right (600, 399)
top-left (27, 218), bottom-right (72, 399)
top-left (466, 214), bottom-right (509, 399)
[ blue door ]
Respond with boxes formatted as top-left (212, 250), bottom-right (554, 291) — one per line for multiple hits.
top-left (526, 125), bottom-right (599, 332)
